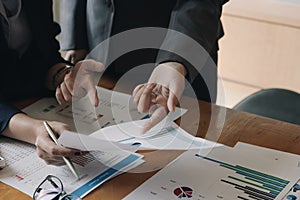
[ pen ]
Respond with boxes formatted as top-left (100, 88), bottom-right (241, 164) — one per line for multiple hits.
top-left (43, 121), bottom-right (79, 179)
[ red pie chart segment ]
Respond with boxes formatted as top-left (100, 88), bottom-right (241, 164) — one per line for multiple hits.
top-left (173, 186), bottom-right (193, 198)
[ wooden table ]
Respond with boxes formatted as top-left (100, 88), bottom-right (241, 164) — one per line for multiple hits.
top-left (1, 93), bottom-right (300, 199)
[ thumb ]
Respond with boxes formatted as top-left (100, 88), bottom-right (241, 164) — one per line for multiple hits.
top-left (167, 83), bottom-right (182, 112)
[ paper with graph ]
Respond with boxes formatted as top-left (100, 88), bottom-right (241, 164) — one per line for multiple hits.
top-left (124, 144), bottom-right (300, 200)
top-left (0, 136), bottom-right (144, 198)
top-left (22, 86), bottom-right (186, 134)
top-left (90, 120), bottom-right (220, 150)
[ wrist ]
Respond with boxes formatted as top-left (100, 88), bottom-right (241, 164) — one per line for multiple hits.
top-left (32, 119), bottom-right (45, 140)
top-left (52, 66), bottom-right (69, 89)
top-left (47, 63), bottom-right (73, 90)
top-left (160, 62), bottom-right (187, 76)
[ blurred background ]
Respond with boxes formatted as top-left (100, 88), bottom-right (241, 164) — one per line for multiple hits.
top-left (217, 0), bottom-right (300, 108)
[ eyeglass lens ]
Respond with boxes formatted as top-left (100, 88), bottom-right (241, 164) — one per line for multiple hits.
top-left (33, 175), bottom-right (81, 200)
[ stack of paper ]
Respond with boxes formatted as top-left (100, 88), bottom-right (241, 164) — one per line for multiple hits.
top-left (5, 86), bottom-right (300, 200)
top-left (0, 136), bottom-right (144, 198)
top-left (22, 86), bottom-right (186, 134)
top-left (55, 119), bottom-right (219, 152)
top-left (0, 86), bottom-right (190, 198)
top-left (89, 119), bottom-right (220, 151)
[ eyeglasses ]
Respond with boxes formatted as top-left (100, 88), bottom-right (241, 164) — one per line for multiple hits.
top-left (33, 175), bottom-right (81, 200)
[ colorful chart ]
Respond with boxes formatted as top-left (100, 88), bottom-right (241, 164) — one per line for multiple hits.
top-left (195, 154), bottom-right (290, 200)
top-left (284, 182), bottom-right (300, 200)
top-left (173, 186), bottom-right (193, 198)
top-left (286, 195), bottom-right (297, 200)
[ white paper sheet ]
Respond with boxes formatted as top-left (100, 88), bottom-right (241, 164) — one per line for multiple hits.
top-left (123, 145), bottom-right (300, 200)
top-left (22, 87), bottom-right (187, 134)
top-left (0, 136), bottom-right (144, 198)
top-left (234, 142), bottom-right (300, 171)
top-left (90, 120), bottom-right (220, 150)
top-left (58, 130), bottom-right (138, 152)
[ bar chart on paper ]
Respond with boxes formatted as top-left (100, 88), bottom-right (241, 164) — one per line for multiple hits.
top-left (195, 154), bottom-right (290, 200)
top-left (124, 147), bottom-right (297, 200)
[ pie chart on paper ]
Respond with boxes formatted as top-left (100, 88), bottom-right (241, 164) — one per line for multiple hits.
top-left (173, 186), bottom-right (193, 198)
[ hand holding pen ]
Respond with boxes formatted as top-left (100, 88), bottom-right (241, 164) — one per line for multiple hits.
top-left (43, 121), bottom-right (80, 179)
top-left (35, 121), bottom-right (81, 166)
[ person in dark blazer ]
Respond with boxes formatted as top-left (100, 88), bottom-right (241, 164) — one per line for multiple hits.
top-left (60, 0), bottom-right (228, 133)
top-left (0, 0), bottom-right (102, 165)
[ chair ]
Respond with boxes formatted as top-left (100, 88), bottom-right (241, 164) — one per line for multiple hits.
top-left (233, 88), bottom-right (300, 125)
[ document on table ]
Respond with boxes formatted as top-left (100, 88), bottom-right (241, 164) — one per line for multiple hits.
top-left (89, 119), bottom-right (220, 151)
top-left (0, 136), bottom-right (144, 198)
top-left (123, 144), bottom-right (300, 200)
top-left (22, 86), bottom-right (187, 134)
top-left (58, 130), bottom-right (139, 152)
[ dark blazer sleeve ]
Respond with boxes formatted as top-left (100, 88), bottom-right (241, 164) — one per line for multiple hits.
top-left (0, 0), bottom-right (65, 133)
top-left (0, 30), bottom-right (22, 133)
top-left (60, 0), bottom-right (88, 50)
top-left (0, 102), bottom-right (22, 133)
top-left (156, 0), bottom-right (227, 82)
top-left (24, 0), bottom-right (65, 69)
top-left (0, 14), bottom-right (19, 133)
top-left (0, 0), bottom-right (64, 88)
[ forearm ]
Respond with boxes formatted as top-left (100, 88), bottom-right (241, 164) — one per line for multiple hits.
top-left (2, 113), bottom-right (41, 145)
top-left (2, 113), bottom-right (82, 165)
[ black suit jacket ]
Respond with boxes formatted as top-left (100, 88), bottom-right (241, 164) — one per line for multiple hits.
top-left (0, 0), bottom-right (63, 132)
top-left (60, 0), bottom-right (229, 102)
